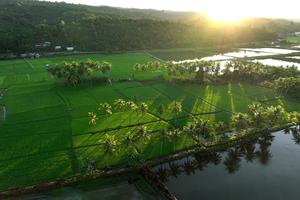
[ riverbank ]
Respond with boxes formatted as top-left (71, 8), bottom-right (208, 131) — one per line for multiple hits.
top-left (0, 124), bottom-right (295, 199)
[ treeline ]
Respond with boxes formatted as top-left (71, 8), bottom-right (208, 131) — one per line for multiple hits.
top-left (134, 60), bottom-right (300, 84)
top-left (0, 0), bottom-right (280, 53)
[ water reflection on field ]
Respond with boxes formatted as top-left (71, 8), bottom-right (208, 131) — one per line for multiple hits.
top-left (174, 48), bottom-right (300, 64)
top-left (252, 59), bottom-right (300, 69)
top-left (155, 128), bottom-right (300, 200)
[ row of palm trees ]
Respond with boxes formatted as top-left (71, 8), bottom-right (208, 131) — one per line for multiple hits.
top-left (268, 76), bottom-right (300, 97)
top-left (88, 99), bottom-right (182, 126)
top-left (133, 60), bottom-right (300, 84)
top-left (48, 59), bottom-right (112, 86)
top-left (231, 103), bottom-right (299, 134)
top-left (87, 99), bottom-right (300, 169)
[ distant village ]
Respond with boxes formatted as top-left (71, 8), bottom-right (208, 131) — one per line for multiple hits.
top-left (0, 41), bottom-right (75, 60)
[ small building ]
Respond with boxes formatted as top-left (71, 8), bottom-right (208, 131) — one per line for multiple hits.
top-left (35, 44), bottom-right (43, 48)
top-left (35, 53), bottom-right (40, 58)
top-left (43, 41), bottom-right (51, 47)
top-left (66, 47), bottom-right (74, 51)
top-left (54, 46), bottom-right (62, 51)
top-left (20, 53), bottom-right (27, 58)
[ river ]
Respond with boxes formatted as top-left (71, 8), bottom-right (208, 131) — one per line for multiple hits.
top-left (155, 129), bottom-right (300, 200)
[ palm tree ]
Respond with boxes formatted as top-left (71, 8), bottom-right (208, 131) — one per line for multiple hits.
top-left (214, 122), bottom-right (227, 138)
top-left (126, 101), bottom-right (138, 112)
top-left (88, 112), bottom-right (98, 125)
top-left (248, 103), bottom-right (266, 130)
top-left (102, 135), bottom-right (117, 168)
top-left (170, 129), bottom-right (182, 152)
top-left (183, 124), bottom-right (198, 143)
top-left (101, 61), bottom-right (112, 74)
top-left (126, 101), bottom-right (138, 123)
top-left (230, 113), bottom-right (250, 133)
top-left (99, 102), bottom-right (113, 116)
top-left (157, 104), bottom-right (164, 116)
top-left (83, 157), bottom-right (96, 175)
top-left (137, 102), bottom-right (148, 123)
top-left (133, 126), bottom-right (150, 154)
top-left (122, 132), bottom-right (136, 154)
top-left (169, 101), bottom-right (182, 127)
top-left (134, 126), bottom-right (150, 144)
top-left (296, 113), bottom-right (300, 128)
top-left (159, 129), bottom-right (171, 156)
top-left (265, 106), bottom-right (285, 127)
top-left (114, 99), bottom-right (126, 112)
top-left (194, 119), bottom-right (212, 141)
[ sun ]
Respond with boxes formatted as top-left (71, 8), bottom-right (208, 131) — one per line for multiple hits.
top-left (199, 0), bottom-right (249, 22)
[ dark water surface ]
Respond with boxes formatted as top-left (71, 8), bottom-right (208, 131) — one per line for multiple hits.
top-left (155, 129), bottom-right (300, 200)
top-left (19, 181), bottom-right (154, 200)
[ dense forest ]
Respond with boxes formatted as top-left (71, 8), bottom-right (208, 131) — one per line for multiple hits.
top-left (0, 0), bottom-right (299, 53)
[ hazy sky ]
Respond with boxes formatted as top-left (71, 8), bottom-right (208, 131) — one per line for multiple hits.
top-left (45, 0), bottom-right (300, 20)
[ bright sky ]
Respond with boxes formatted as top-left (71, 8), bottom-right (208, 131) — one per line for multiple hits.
top-left (46, 0), bottom-right (300, 21)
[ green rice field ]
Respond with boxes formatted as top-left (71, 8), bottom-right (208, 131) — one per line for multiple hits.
top-left (0, 52), bottom-right (299, 190)
top-left (287, 36), bottom-right (300, 44)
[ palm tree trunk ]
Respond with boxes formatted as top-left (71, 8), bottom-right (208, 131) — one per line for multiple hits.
top-left (160, 142), bottom-right (163, 156)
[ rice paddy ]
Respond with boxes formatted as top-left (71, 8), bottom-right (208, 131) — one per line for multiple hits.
top-left (0, 51), bottom-right (299, 190)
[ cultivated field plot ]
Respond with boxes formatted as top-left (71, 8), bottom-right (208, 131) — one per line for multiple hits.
top-left (0, 52), bottom-right (299, 190)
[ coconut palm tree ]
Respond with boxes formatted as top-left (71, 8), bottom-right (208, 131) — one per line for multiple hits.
top-left (157, 104), bottom-right (164, 115)
top-left (102, 135), bottom-right (117, 168)
top-left (126, 101), bottom-right (138, 112)
top-left (114, 99), bottom-right (126, 112)
top-left (194, 119), bottom-right (213, 143)
top-left (230, 113), bottom-right (250, 133)
top-left (132, 125), bottom-right (150, 154)
top-left (183, 124), bottom-right (198, 143)
top-left (122, 132), bottom-right (136, 154)
top-left (170, 129), bottom-right (182, 152)
top-left (159, 129), bottom-right (171, 156)
top-left (169, 101), bottom-right (182, 127)
top-left (137, 102), bottom-right (148, 123)
top-left (296, 113), bottom-right (300, 128)
top-left (99, 102), bottom-right (113, 116)
top-left (134, 125), bottom-right (150, 144)
top-left (88, 112), bottom-right (98, 125)
top-left (83, 157), bottom-right (96, 175)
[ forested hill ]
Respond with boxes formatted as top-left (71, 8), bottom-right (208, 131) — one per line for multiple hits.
top-left (0, 0), bottom-right (299, 53)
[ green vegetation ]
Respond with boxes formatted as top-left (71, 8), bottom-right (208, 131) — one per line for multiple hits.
top-left (0, 51), bottom-right (299, 191)
top-left (3, 0), bottom-right (298, 54)
top-left (48, 60), bottom-right (112, 85)
top-left (287, 36), bottom-right (300, 44)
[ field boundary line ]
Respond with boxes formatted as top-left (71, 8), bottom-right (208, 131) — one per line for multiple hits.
top-left (140, 81), bottom-right (196, 117)
top-left (144, 51), bottom-right (165, 62)
top-left (111, 83), bottom-right (173, 126)
top-left (23, 58), bottom-right (34, 69)
top-left (73, 119), bottom-right (162, 136)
